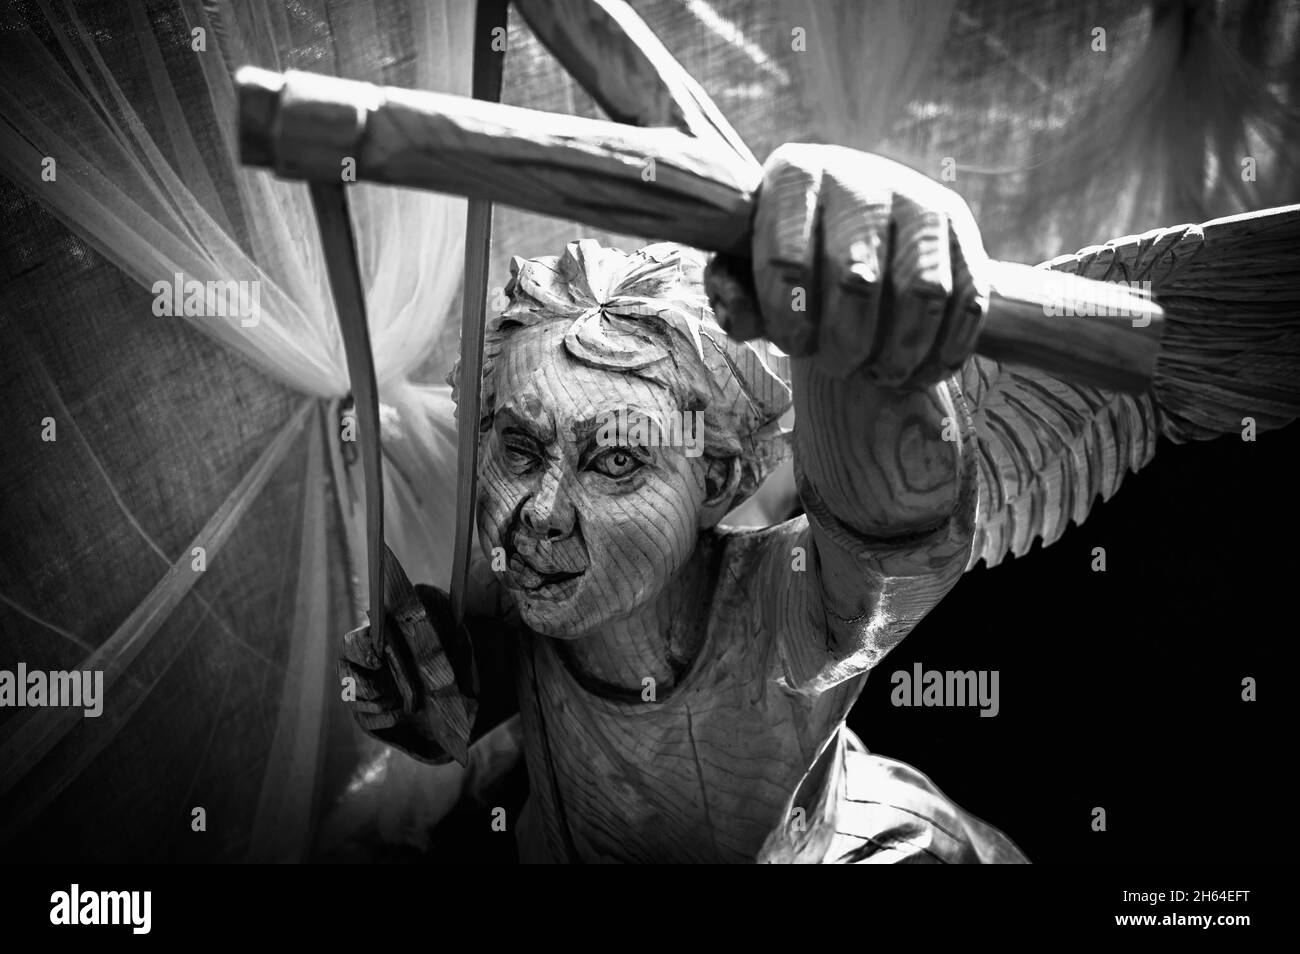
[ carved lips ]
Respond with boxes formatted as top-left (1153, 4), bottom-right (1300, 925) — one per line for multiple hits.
top-left (506, 533), bottom-right (588, 598)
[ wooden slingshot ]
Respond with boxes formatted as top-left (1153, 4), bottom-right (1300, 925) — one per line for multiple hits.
top-left (233, 0), bottom-right (1298, 765)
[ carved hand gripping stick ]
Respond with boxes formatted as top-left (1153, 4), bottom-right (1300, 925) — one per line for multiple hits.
top-left (239, 66), bottom-right (1165, 395)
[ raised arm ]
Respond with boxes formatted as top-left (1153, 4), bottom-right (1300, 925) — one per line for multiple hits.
top-left (707, 144), bottom-right (988, 693)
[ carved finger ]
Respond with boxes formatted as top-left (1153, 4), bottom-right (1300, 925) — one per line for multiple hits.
top-left (342, 611), bottom-right (419, 716)
top-left (872, 198), bottom-right (952, 388)
top-left (382, 636), bottom-right (420, 716)
top-left (929, 209), bottom-right (989, 376)
top-left (815, 170), bottom-right (892, 379)
top-left (338, 658), bottom-right (400, 715)
top-left (704, 252), bottom-right (764, 341)
top-left (752, 143), bottom-right (823, 356)
top-left (391, 589), bottom-right (463, 700)
top-left (341, 622), bottom-right (381, 669)
top-left (352, 708), bottom-right (401, 734)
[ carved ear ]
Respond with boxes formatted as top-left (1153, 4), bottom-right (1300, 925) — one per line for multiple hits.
top-left (698, 455), bottom-right (741, 528)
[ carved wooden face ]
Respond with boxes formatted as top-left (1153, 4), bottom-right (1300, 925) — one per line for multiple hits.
top-left (477, 321), bottom-right (709, 638)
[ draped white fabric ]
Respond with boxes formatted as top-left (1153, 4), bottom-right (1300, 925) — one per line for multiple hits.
top-left (0, 0), bottom-right (475, 860)
top-left (0, 0), bottom-right (471, 587)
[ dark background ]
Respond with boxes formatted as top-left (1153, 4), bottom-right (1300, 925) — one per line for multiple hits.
top-left (847, 420), bottom-right (1296, 864)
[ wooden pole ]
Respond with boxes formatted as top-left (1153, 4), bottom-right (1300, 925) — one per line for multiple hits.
top-left (450, 0), bottom-right (509, 629)
top-left (308, 183), bottom-right (387, 654)
top-left (238, 68), bottom-right (1162, 393)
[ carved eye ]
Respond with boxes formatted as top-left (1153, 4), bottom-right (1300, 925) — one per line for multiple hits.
top-left (502, 433), bottom-right (540, 471)
top-left (590, 448), bottom-right (642, 479)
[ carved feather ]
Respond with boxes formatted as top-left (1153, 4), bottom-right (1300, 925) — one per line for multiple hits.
top-left (968, 206), bottom-right (1300, 570)
top-left (964, 356), bottom-right (1158, 569)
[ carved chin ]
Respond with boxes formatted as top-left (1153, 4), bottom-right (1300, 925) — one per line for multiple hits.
top-left (505, 569), bottom-right (585, 630)
top-left (510, 571), bottom-right (584, 604)
top-left (514, 587), bottom-right (591, 639)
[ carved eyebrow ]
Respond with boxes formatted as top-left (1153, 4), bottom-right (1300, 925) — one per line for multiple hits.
top-left (496, 405), bottom-right (555, 444)
top-left (572, 405), bottom-right (669, 446)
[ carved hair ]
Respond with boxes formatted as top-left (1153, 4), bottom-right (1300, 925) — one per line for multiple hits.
top-left (449, 240), bottom-right (792, 509)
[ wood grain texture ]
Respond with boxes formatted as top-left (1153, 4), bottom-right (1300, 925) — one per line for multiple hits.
top-left (257, 2), bottom-right (1299, 862)
top-left (963, 355), bottom-right (1157, 571)
top-left (509, 526), bottom-right (855, 863)
top-left (455, 239), bottom-right (980, 861)
top-left (237, 67), bottom-right (1172, 393)
top-left (979, 261), bottom-right (1161, 393)
top-left (791, 362), bottom-right (963, 539)
top-left (450, 0), bottom-right (509, 628)
top-left (363, 87), bottom-right (758, 254)
top-left (505, 503), bottom-right (984, 861)
top-left (238, 65), bottom-right (760, 255)
top-left (309, 183), bottom-right (386, 651)
top-left (780, 372), bottom-right (977, 694)
top-left (1052, 205), bottom-right (1300, 442)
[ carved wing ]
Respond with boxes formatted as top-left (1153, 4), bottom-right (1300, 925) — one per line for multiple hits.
top-left (964, 356), bottom-right (1157, 570)
top-left (967, 207), bottom-right (1300, 570)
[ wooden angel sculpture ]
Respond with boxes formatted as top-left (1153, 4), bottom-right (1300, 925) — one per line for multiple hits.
top-left (234, 4), bottom-right (1298, 865)
top-left (337, 147), bottom-right (1097, 863)
top-left (335, 137), bottom-right (1298, 862)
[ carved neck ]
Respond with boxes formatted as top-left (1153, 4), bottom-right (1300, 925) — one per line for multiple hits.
top-left (555, 536), bottom-right (717, 699)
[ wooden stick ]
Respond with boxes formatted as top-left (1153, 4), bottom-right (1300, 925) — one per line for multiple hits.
top-left (239, 68), bottom-right (1162, 394)
top-left (981, 262), bottom-right (1161, 393)
top-left (513, 0), bottom-right (761, 169)
top-left (308, 183), bottom-right (386, 654)
top-left (238, 67), bottom-right (759, 253)
top-left (450, 0), bottom-right (509, 629)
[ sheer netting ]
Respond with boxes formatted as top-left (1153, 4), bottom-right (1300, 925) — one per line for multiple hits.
top-left (1, 0), bottom-right (474, 862)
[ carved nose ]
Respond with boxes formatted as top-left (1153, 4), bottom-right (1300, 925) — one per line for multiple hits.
top-left (520, 470), bottom-right (574, 540)
top-left (523, 516), bottom-right (568, 541)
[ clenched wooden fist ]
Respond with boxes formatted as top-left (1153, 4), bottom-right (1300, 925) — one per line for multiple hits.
top-left (706, 143), bottom-right (991, 389)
